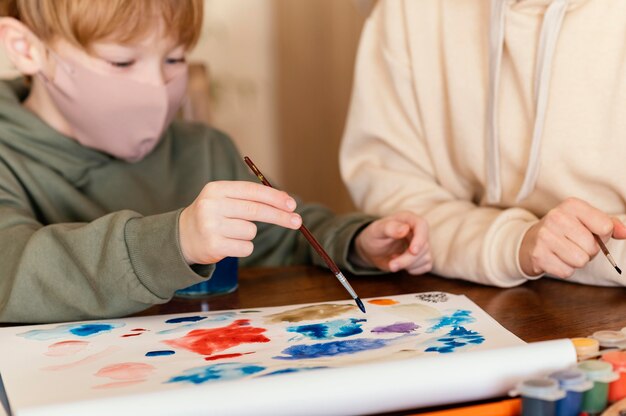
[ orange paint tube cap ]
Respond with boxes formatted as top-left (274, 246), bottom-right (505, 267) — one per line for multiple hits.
top-left (571, 338), bottom-right (600, 359)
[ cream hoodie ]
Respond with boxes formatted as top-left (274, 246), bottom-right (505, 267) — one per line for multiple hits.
top-left (341, 0), bottom-right (626, 287)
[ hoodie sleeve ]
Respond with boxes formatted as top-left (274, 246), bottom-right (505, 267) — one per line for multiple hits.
top-left (0, 164), bottom-right (211, 323)
top-left (340, 1), bottom-right (540, 287)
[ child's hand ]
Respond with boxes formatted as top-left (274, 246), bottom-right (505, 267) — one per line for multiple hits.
top-left (353, 211), bottom-right (432, 274)
top-left (519, 197), bottom-right (626, 278)
top-left (179, 181), bottom-right (302, 265)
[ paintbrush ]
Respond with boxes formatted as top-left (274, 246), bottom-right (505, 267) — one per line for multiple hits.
top-left (594, 234), bottom-right (622, 275)
top-left (243, 156), bottom-right (366, 313)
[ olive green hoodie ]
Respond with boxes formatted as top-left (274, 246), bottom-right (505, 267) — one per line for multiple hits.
top-left (0, 78), bottom-right (375, 323)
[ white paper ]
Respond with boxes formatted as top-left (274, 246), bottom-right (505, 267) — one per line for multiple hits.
top-left (0, 293), bottom-right (576, 415)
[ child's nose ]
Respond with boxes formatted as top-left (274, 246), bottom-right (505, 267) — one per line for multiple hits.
top-left (144, 67), bottom-right (167, 86)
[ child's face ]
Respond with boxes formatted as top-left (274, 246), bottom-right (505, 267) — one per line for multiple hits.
top-left (45, 26), bottom-right (187, 86)
top-left (27, 24), bottom-right (190, 161)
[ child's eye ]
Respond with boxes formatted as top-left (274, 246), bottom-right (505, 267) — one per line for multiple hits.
top-left (166, 57), bottom-right (186, 65)
top-left (107, 60), bottom-right (135, 68)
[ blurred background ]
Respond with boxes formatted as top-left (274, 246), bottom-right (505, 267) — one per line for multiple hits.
top-left (0, 0), bottom-right (376, 214)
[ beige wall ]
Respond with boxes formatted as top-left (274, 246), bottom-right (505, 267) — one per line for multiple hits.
top-left (275, 0), bottom-right (367, 213)
top-left (198, 0), bottom-right (280, 180)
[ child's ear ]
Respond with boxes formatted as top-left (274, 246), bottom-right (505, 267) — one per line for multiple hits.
top-left (0, 17), bottom-right (46, 75)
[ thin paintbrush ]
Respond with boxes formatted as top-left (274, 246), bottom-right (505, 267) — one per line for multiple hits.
top-left (243, 156), bottom-right (366, 313)
top-left (594, 234), bottom-right (622, 275)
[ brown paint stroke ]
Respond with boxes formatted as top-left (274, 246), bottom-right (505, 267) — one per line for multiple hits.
top-left (265, 304), bottom-right (356, 323)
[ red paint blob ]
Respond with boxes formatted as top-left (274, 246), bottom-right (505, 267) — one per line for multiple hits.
top-left (204, 353), bottom-right (243, 361)
top-left (164, 319), bottom-right (269, 356)
top-left (204, 352), bottom-right (253, 361)
top-left (121, 333), bottom-right (142, 338)
top-left (131, 328), bottom-right (147, 332)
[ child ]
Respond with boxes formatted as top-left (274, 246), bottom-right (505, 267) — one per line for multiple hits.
top-left (340, 0), bottom-right (626, 288)
top-left (0, 0), bottom-right (431, 323)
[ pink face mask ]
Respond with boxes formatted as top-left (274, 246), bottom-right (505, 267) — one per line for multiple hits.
top-left (39, 52), bottom-right (188, 162)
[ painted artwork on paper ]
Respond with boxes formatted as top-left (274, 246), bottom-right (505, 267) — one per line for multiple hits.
top-left (0, 293), bottom-right (523, 413)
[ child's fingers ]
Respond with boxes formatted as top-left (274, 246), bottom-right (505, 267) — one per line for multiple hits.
top-left (206, 181), bottom-right (297, 212)
top-left (202, 236), bottom-right (254, 263)
top-left (219, 238), bottom-right (255, 258)
top-left (220, 218), bottom-right (258, 241)
top-left (221, 199), bottom-right (302, 229)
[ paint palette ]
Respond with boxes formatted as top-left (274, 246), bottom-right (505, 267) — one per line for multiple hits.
top-left (0, 293), bottom-right (542, 415)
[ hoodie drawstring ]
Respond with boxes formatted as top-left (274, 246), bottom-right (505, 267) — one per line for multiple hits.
top-left (486, 0), bottom-right (569, 204)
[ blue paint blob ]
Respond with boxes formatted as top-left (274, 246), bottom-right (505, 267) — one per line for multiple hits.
top-left (425, 326), bottom-right (485, 353)
top-left (427, 310), bottom-right (476, 333)
top-left (275, 338), bottom-right (391, 360)
top-left (371, 322), bottom-right (419, 334)
top-left (69, 324), bottom-right (116, 337)
top-left (336, 319), bottom-right (366, 337)
top-left (289, 323), bottom-right (328, 339)
top-left (165, 316), bottom-right (206, 324)
top-left (167, 363), bottom-right (265, 385)
top-left (19, 322), bottom-right (124, 340)
top-left (158, 313), bottom-right (235, 335)
top-left (145, 350), bottom-right (176, 357)
top-left (262, 367), bottom-right (327, 376)
top-left (286, 318), bottom-right (366, 340)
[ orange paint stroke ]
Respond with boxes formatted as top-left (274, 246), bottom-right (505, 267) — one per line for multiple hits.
top-left (368, 299), bottom-right (399, 306)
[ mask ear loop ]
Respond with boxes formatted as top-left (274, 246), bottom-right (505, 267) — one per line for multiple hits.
top-left (39, 47), bottom-right (74, 84)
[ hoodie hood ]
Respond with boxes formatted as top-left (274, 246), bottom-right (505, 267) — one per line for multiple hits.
top-left (0, 78), bottom-right (110, 186)
top-left (486, 0), bottom-right (586, 204)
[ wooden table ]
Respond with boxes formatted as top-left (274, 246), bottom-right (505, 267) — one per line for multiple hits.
top-left (138, 266), bottom-right (626, 415)
top-left (141, 265), bottom-right (626, 342)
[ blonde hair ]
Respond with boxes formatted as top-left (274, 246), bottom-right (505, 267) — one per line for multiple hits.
top-left (0, 0), bottom-right (203, 50)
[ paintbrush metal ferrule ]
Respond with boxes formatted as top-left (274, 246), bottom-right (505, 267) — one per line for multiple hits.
top-left (606, 253), bottom-right (622, 274)
top-left (594, 234), bottom-right (622, 275)
top-left (335, 272), bottom-right (366, 313)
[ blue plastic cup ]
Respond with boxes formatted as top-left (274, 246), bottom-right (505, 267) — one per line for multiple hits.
top-left (175, 257), bottom-right (239, 297)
